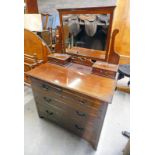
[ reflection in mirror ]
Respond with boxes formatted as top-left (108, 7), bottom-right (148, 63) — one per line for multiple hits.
top-left (62, 14), bottom-right (110, 51)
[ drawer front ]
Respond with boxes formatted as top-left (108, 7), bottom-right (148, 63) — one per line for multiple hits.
top-left (48, 57), bottom-right (71, 66)
top-left (92, 68), bottom-right (116, 79)
top-left (37, 103), bottom-right (68, 128)
top-left (31, 77), bottom-right (103, 110)
top-left (62, 117), bottom-right (98, 142)
top-left (37, 102), bottom-right (98, 141)
top-left (103, 70), bottom-right (116, 78)
top-left (71, 56), bottom-right (94, 66)
top-left (61, 89), bottom-right (102, 109)
top-left (48, 58), bottom-right (64, 65)
top-left (33, 90), bottom-right (103, 119)
top-left (31, 78), bottom-right (63, 96)
top-left (34, 93), bottom-right (102, 125)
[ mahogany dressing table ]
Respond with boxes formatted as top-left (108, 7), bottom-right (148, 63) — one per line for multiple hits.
top-left (26, 62), bottom-right (117, 149)
top-left (26, 4), bottom-right (120, 150)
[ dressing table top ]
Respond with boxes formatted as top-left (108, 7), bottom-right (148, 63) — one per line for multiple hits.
top-left (26, 63), bottom-right (116, 103)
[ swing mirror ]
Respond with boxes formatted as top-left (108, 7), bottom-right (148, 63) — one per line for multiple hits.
top-left (62, 13), bottom-right (110, 51)
top-left (58, 7), bottom-right (115, 61)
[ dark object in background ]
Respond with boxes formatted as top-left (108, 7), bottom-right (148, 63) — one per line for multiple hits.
top-left (123, 139), bottom-right (130, 155)
top-left (118, 64), bottom-right (130, 80)
top-left (122, 131), bottom-right (130, 138)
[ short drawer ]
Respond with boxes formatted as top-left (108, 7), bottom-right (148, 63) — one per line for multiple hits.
top-left (92, 68), bottom-right (116, 79)
top-left (31, 77), bottom-right (63, 97)
top-left (62, 89), bottom-right (103, 109)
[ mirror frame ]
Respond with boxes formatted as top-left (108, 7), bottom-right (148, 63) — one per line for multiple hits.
top-left (58, 6), bottom-right (116, 61)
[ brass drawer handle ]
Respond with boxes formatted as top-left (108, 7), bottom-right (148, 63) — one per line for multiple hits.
top-left (42, 84), bottom-right (50, 91)
top-left (78, 99), bottom-right (86, 105)
top-left (76, 111), bottom-right (86, 117)
top-left (46, 110), bottom-right (53, 115)
top-left (55, 87), bottom-right (62, 93)
top-left (75, 124), bottom-right (84, 131)
top-left (43, 97), bottom-right (52, 103)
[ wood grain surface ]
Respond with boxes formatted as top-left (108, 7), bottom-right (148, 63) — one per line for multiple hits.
top-left (26, 63), bottom-right (116, 103)
top-left (112, 0), bottom-right (130, 63)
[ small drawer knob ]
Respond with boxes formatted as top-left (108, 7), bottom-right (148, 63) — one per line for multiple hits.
top-left (46, 110), bottom-right (53, 115)
top-left (43, 97), bottom-right (52, 103)
top-left (76, 111), bottom-right (86, 117)
top-left (78, 99), bottom-right (86, 105)
top-left (42, 84), bottom-right (49, 91)
top-left (75, 124), bottom-right (84, 131)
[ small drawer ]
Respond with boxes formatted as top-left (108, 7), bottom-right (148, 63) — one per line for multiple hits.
top-left (92, 68), bottom-right (116, 79)
top-left (61, 95), bottom-right (103, 118)
top-left (62, 89), bottom-right (103, 109)
top-left (48, 54), bottom-right (71, 66)
top-left (103, 70), bottom-right (116, 77)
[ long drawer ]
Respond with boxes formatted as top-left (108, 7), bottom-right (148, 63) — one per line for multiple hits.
top-left (37, 102), bottom-right (98, 141)
top-left (32, 87), bottom-right (104, 118)
top-left (31, 77), bottom-right (105, 110)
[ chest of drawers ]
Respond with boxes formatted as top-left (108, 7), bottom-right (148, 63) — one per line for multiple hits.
top-left (27, 63), bottom-right (116, 149)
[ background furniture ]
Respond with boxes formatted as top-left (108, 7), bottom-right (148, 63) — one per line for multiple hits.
top-left (24, 14), bottom-right (43, 32)
top-left (25, 0), bottom-right (38, 13)
top-left (112, 0), bottom-right (130, 64)
top-left (123, 139), bottom-right (130, 155)
top-left (117, 64), bottom-right (130, 93)
top-left (118, 64), bottom-right (130, 80)
top-left (24, 29), bottom-right (51, 85)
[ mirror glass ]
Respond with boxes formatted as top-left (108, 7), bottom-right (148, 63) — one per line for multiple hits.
top-left (62, 14), bottom-right (110, 51)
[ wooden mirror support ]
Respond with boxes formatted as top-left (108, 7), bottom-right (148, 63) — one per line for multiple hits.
top-left (107, 29), bottom-right (120, 64)
top-left (58, 6), bottom-right (116, 61)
